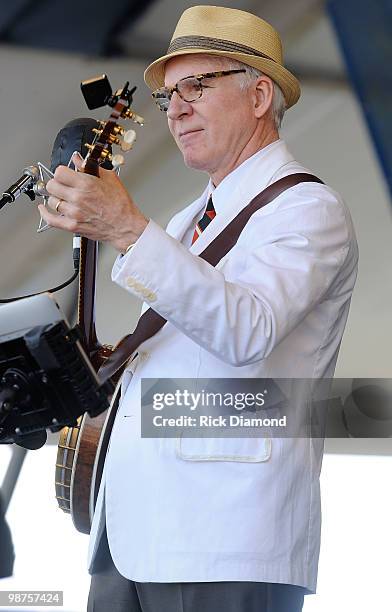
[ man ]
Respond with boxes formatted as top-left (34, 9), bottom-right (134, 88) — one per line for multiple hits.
top-left (39, 5), bottom-right (358, 611)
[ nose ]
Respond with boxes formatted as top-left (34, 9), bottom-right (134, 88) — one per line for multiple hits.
top-left (167, 91), bottom-right (193, 120)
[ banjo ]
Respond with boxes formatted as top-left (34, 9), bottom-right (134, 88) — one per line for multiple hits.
top-left (55, 77), bottom-right (144, 534)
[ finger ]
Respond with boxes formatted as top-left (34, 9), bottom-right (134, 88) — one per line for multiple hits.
top-left (47, 197), bottom-right (92, 223)
top-left (46, 181), bottom-right (76, 204)
top-left (38, 203), bottom-right (104, 240)
top-left (72, 151), bottom-right (85, 171)
top-left (52, 164), bottom-right (97, 188)
top-left (38, 203), bottom-right (79, 233)
top-left (47, 195), bottom-right (64, 212)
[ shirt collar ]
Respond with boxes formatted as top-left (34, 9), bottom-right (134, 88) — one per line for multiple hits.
top-left (206, 139), bottom-right (295, 216)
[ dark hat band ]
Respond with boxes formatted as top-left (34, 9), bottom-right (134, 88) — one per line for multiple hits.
top-left (167, 35), bottom-right (276, 63)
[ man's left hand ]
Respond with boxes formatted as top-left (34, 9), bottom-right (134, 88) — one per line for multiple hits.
top-left (38, 153), bottom-right (149, 253)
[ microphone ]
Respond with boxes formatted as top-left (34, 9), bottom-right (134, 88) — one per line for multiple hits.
top-left (0, 118), bottom-right (111, 217)
top-left (0, 166), bottom-right (42, 211)
top-left (0, 118), bottom-right (112, 270)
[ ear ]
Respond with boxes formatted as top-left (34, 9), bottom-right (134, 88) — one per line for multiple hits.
top-left (253, 75), bottom-right (274, 119)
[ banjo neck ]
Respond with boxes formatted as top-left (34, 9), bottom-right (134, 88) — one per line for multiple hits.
top-left (76, 143), bottom-right (101, 361)
top-left (77, 236), bottom-right (100, 359)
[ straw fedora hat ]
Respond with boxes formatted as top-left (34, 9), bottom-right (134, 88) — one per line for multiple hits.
top-left (144, 5), bottom-right (300, 109)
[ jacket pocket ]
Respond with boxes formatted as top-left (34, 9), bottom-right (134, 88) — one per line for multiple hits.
top-left (176, 435), bottom-right (272, 462)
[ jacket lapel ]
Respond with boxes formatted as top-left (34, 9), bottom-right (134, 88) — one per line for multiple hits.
top-left (166, 189), bottom-right (209, 243)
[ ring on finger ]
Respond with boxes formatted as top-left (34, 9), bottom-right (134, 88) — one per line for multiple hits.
top-left (55, 199), bottom-right (63, 213)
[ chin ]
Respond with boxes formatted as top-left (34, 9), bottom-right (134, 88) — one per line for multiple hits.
top-left (182, 150), bottom-right (211, 172)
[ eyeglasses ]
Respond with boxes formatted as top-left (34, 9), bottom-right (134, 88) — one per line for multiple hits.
top-left (151, 69), bottom-right (246, 112)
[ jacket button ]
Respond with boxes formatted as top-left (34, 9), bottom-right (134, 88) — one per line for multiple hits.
top-left (140, 287), bottom-right (153, 299)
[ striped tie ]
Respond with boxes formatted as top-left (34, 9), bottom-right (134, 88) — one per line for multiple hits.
top-left (192, 195), bottom-right (216, 244)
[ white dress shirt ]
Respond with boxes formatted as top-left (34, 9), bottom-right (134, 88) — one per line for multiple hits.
top-left (87, 139), bottom-right (358, 593)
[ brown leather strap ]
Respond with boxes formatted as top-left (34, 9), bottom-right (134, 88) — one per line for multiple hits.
top-left (98, 173), bottom-right (323, 382)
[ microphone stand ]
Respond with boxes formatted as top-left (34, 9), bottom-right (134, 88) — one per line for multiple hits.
top-left (1, 446), bottom-right (28, 514)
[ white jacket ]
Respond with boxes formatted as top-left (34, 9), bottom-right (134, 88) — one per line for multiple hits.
top-left (87, 140), bottom-right (358, 593)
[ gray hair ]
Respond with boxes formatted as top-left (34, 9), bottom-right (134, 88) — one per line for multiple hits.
top-left (212, 56), bottom-right (286, 129)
